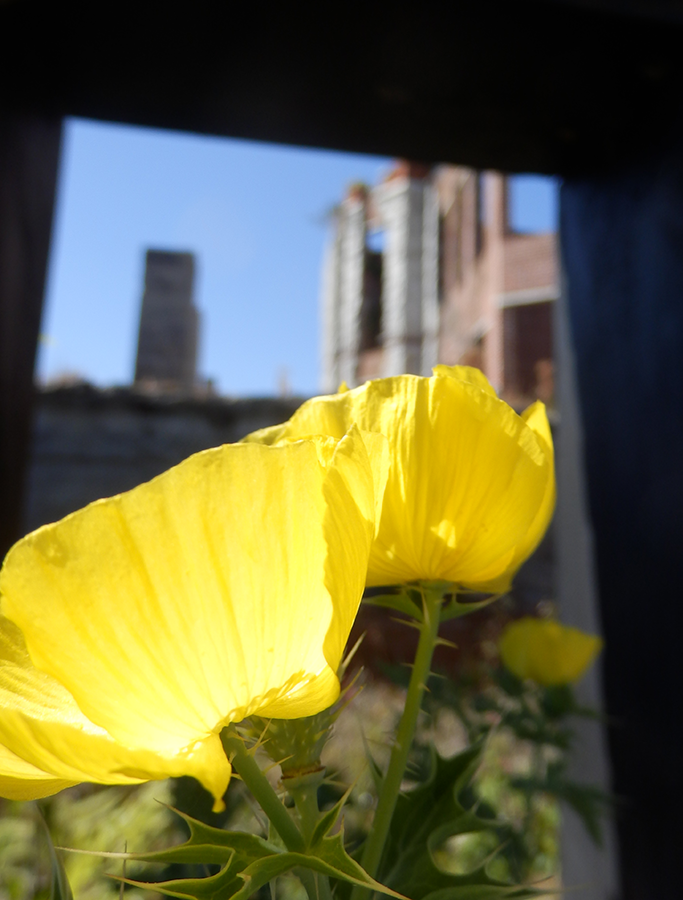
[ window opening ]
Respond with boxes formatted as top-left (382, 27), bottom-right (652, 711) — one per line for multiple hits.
top-left (360, 233), bottom-right (383, 351)
top-left (507, 175), bottom-right (558, 234)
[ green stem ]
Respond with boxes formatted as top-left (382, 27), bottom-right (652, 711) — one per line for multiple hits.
top-left (285, 773), bottom-right (333, 900)
top-left (221, 732), bottom-right (333, 900)
top-left (298, 868), bottom-right (331, 900)
top-left (284, 773), bottom-right (323, 845)
top-left (221, 729), bottom-right (305, 854)
top-left (352, 584), bottom-right (444, 898)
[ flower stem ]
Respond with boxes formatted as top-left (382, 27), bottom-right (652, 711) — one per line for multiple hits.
top-left (221, 729), bottom-right (305, 854)
top-left (284, 771), bottom-right (324, 845)
top-left (222, 731), bottom-right (332, 900)
top-left (285, 772), bottom-right (333, 900)
top-left (351, 584), bottom-right (444, 898)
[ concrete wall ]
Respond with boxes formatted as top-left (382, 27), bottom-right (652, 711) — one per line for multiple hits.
top-left (22, 385), bottom-right (302, 534)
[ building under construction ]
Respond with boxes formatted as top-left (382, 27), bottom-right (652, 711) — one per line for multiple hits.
top-left (320, 161), bottom-right (556, 407)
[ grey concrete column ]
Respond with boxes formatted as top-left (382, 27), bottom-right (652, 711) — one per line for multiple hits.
top-left (319, 218), bottom-right (343, 393)
top-left (555, 282), bottom-right (619, 900)
top-left (421, 180), bottom-right (440, 375)
top-left (337, 194), bottom-right (366, 387)
top-left (379, 177), bottom-right (425, 376)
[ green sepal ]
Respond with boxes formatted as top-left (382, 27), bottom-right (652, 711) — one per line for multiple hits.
top-left (493, 668), bottom-right (525, 699)
top-left (539, 685), bottom-right (576, 719)
top-left (538, 685), bottom-right (601, 722)
top-left (363, 590), bottom-right (423, 622)
top-left (439, 597), bottom-right (498, 623)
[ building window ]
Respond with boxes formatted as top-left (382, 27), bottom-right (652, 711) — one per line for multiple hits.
top-left (360, 244), bottom-right (383, 351)
top-left (438, 213), bottom-right (445, 302)
top-left (503, 301), bottom-right (553, 403)
top-left (475, 171), bottom-right (486, 256)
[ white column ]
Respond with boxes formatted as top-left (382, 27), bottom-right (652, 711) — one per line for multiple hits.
top-left (421, 181), bottom-right (440, 375)
top-left (337, 195), bottom-right (366, 387)
top-left (379, 177), bottom-right (425, 376)
top-left (319, 217), bottom-right (343, 393)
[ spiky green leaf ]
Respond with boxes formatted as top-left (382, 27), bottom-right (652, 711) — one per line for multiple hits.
top-left (373, 744), bottom-right (545, 900)
top-left (310, 785), bottom-right (354, 847)
top-left (114, 806), bottom-right (278, 867)
top-left (117, 816), bottom-right (406, 900)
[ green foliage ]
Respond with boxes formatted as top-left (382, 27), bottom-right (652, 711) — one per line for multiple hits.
top-left (0, 804), bottom-right (75, 900)
top-left (0, 783), bottom-right (181, 900)
top-left (510, 761), bottom-right (611, 847)
top-left (421, 656), bottom-right (610, 881)
top-left (119, 807), bottom-right (404, 900)
top-left (0, 802), bottom-right (48, 900)
top-left (371, 743), bottom-right (541, 900)
top-left (41, 818), bottom-right (74, 900)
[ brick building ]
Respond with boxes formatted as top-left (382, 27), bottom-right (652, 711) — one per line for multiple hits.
top-left (320, 162), bottom-right (557, 406)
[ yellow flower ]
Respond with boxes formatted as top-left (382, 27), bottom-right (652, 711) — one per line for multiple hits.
top-left (499, 617), bottom-right (603, 686)
top-left (244, 366), bottom-right (555, 593)
top-left (0, 429), bottom-right (384, 810)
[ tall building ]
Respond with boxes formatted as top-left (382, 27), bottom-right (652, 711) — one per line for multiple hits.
top-left (134, 249), bottom-right (199, 392)
top-left (320, 162), bottom-right (557, 407)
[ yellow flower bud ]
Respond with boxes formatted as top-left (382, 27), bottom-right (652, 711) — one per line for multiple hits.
top-left (499, 616), bottom-right (603, 686)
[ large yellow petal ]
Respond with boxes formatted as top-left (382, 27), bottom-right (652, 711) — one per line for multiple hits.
top-left (477, 401), bottom-right (556, 594)
top-left (243, 368), bottom-right (554, 592)
top-left (432, 364), bottom-right (498, 397)
top-left (0, 613), bottom-right (230, 807)
top-left (0, 432), bottom-right (378, 803)
top-left (511, 402), bottom-right (556, 563)
top-left (0, 742), bottom-right (75, 801)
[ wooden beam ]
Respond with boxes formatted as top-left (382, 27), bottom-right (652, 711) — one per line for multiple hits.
top-left (0, 114), bottom-right (62, 558)
top-left (2, 1), bottom-right (683, 175)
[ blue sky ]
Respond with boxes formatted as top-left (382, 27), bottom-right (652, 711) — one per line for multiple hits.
top-left (37, 119), bottom-right (557, 397)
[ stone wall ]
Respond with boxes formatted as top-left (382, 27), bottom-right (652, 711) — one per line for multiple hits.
top-left (23, 384), bottom-right (302, 534)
